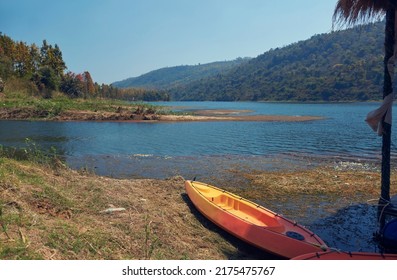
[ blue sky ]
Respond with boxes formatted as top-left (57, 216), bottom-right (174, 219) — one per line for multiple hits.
top-left (1, 0), bottom-right (339, 84)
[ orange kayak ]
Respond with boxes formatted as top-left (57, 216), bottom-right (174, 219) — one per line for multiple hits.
top-left (185, 180), bottom-right (328, 259)
top-left (292, 250), bottom-right (397, 260)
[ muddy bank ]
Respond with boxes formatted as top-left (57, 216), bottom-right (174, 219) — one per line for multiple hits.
top-left (0, 107), bottom-right (324, 122)
top-left (236, 163), bottom-right (397, 253)
top-left (160, 114), bottom-right (324, 122)
top-left (1, 157), bottom-right (395, 259)
top-left (310, 203), bottom-right (379, 252)
top-left (0, 107), bottom-right (161, 122)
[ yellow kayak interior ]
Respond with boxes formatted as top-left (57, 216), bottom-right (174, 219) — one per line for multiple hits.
top-left (192, 181), bottom-right (284, 230)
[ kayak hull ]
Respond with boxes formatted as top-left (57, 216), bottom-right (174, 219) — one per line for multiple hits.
top-left (292, 251), bottom-right (397, 260)
top-left (185, 180), bottom-right (327, 259)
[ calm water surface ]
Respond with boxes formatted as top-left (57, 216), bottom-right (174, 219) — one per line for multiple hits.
top-left (0, 102), bottom-right (393, 180)
top-left (1, 101), bottom-right (394, 252)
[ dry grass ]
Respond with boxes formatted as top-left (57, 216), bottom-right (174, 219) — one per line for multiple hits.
top-left (1, 158), bottom-right (396, 260)
top-left (231, 164), bottom-right (397, 211)
top-left (244, 167), bottom-right (381, 197)
top-left (0, 158), bottom-right (238, 260)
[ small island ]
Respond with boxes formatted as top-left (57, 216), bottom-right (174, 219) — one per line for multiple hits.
top-left (0, 94), bottom-right (323, 123)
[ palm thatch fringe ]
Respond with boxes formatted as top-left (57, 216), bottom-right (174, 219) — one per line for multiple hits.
top-left (333, 0), bottom-right (390, 26)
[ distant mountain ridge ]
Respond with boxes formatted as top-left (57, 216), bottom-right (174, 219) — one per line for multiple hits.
top-left (169, 21), bottom-right (385, 101)
top-left (114, 21), bottom-right (386, 102)
top-left (112, 58), bottom-right (250, 89)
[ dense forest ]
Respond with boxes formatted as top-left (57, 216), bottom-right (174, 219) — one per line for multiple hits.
top-left (112, 58), bottom-right (250, 89)
top-left (0, 33), bottom-right (169, 101)
top-left (168, 22), bottom-right (385, 101)
top-left (112, 21), bottom-right (385, 102)
top-left (2, 21), bottom-right (388, 103)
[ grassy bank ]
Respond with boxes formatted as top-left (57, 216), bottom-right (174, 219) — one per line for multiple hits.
top-left (0, 91), bottom-right (324, 122)
top-left (0, 157), bottom-right (241, 260)
top-left (1, 153), bottom-right (396, 259)
top-left (0, 91), bottom-right (170, 121)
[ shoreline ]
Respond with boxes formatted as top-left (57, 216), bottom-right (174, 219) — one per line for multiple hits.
top-left (1, 156), bottom-right (395, 259)
top-left (0, 107), bottom-right (324, 122)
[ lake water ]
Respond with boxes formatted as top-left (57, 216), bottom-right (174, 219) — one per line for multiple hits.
top-left (0, 102), bottom-right (394, 181)
top-left (1, 101), bottom-right (395, 252)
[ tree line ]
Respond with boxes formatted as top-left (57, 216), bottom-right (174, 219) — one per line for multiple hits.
top-left (3, 21), bottom-right (385, 103)
top-left (168, 21), bottom-right (386, 102)
top-left (0, 33), bottom-right (169, 101)
top-left (112, 58), bottom-right (250, 90)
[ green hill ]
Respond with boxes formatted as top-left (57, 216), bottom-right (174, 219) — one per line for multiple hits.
top-left (112, 58), bottom-right (250, 89)
top-left (170, 22), bottom-right (385, 101)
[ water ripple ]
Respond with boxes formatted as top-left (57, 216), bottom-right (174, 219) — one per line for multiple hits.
top-left (1, 102), bottom-right (396, 178)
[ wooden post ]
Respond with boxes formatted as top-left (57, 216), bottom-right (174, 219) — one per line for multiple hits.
top-left (379, 6), bottom-right (396, 230)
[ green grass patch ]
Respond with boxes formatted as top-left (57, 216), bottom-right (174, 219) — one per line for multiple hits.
top-left (32, 184), bottom-right (73, 212)
top-left (1, 91), bottom-right (171, 117)
top-left (46, 222), bottom-right (85, 255)
top-left (0, 240), bottom-right (42, 260)
top-left (45, 222), bottom-right (119, 259)
top-left (0, 138), bottom-right (62, 168)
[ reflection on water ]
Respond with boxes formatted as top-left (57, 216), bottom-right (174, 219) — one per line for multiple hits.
top-left (68, 152), bottom-right (382, 183)
top-left (0, 103), bottom-right (394, 181)
top-left (310, 203), bottom-right (379, 252)
top-left (0, 102), bottom-right (391, 169)
top-left (1, 102), bottom-right (394, 253)
top-left (0, 102), bottom-right (394, 182)
top-left (68, 153), bottom-right (321, 184)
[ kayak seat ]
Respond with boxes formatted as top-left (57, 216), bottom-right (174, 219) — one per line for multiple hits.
top-left (211, 194), bottom-right (239, 210)
top-left (211, 194), bottom-right (285, 230)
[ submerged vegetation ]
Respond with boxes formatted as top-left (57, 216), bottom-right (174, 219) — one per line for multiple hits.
top-left (0, 138), bottom-right (60, 167)
top-left (0, 143), bottom-right (395, 259)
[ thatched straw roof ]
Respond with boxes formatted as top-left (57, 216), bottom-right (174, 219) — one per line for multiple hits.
top-left (333, 0), bottom-right (391, 26)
